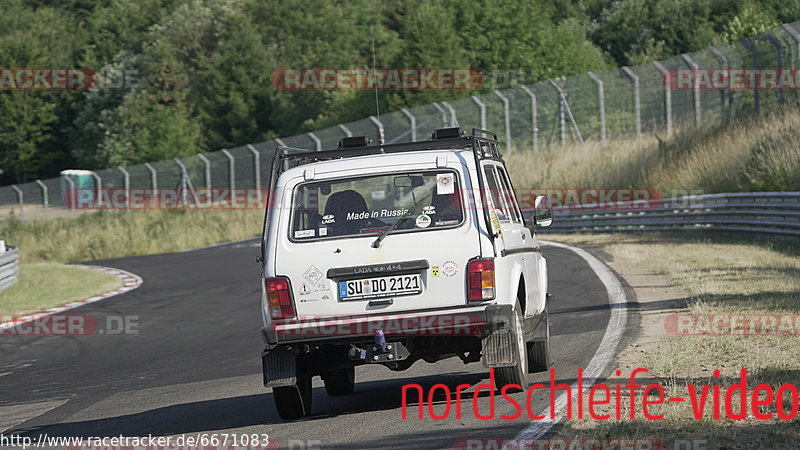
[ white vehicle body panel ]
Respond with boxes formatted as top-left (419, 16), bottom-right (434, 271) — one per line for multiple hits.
top-left (260, 148), bottom-right (547, 328)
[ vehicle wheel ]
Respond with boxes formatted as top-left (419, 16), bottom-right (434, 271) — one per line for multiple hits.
top-left (273, 371), bottom-right (313, 420)
top-left (527, 307), bottom-right (550, 373)
top-left (495, 303), bottom-right (528, 390)
top-left (323, 366), bottom-right (355, 396)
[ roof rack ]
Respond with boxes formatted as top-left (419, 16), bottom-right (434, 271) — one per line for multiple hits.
top-left (269, 127), bottom-right (498, 175)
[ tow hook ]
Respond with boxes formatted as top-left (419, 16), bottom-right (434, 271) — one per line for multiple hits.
top-left (349, 330), bottom-right (410, 363)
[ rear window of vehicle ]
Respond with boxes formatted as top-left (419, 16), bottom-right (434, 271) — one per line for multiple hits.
top-left (289, 170), bottom-right (464, 241)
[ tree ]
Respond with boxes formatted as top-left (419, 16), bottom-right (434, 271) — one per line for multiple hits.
top-left (384, 1), bottom-right (469, 111)
top-left (0, 2), bottom-right (83, 182)
top-left (455, 0), bottom-right (608, 83)
top-left (192, 14), bottom-right (275, 149)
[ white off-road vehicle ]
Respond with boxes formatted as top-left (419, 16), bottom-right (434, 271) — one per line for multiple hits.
top-left (258, 128), bottom-right (553, 419)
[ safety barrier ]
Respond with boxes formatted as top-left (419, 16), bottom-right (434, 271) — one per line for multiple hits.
top-left (0, 246), bottom-right (20, 292)
top-left (526, 192), bottom-right (800, 238)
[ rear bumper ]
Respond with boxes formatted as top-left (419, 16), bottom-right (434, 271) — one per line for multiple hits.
top-left (260, 304), bottom-right (513, 346)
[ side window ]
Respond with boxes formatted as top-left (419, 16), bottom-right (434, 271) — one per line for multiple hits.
top-left (496, 168), bottom-right (522, 223)
top-left (483, 165), bottom-right (511, 223)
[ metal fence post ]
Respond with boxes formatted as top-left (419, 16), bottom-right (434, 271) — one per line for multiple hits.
top-left (519, 86), bottom-right (538, 150)
top-left (173, 157), bottom-right (193, 206)
top-left (197, 154), bottom-right (211, 191)
top-left (621, 67), bottom-right (642, 136)
top-left (470, 96), bottom-right (487, 131)
top-left (547, 79), bottom-right (567, 144)
top-left (35, 179), bottom-right (48, 210)
top-left (90, 171), bottom-right (103, 207)
top-left (782, 24), bottom-right (800, 67)
top-left (369, 116), bottom-right (384, 145)
top-left (307, 132), bottom-right (322, 151)
top-left (432, 102), bottom-right (448, 127)
top-left (275, 138), bottom-right (287, 147)
top-left (739, 38), bottom-right (760, 115)
top-left (63, 176), bottom-right (75, 209)
top-left (338, 124), bottom-right (353, 137)
top-left (782, 24), bottom-right (800, 104)
top-left (144, 163), bottom-right (157, 191)
top-left (652, 62), bottom-right (673, 135)
top-left (547, 79), bottom-right (584, 144)
top-left (400, 108), bottom-right (416, 142)
top-left (709, 47), bottom-right (731, 118)
top-left (118, 167), bottom-right (130, 209)
top-left (90, 172), bottom-right (102, 190)
top-left (681, 54), bottom-right (702, 126)
top-left (586, 72), bottom-right (606, 141)
top-left (493, 90), bottom-right (512, 153)
top-left (763, 33), bottom-right (784, 106)
top-left (247, 145), bottom-right (261, 190)
top-left (442, 101), bottom-right (458, 126)
top-left (221, 149), bottom-right (235, 190)
top-left (11, 185), bottom-right (22, 218)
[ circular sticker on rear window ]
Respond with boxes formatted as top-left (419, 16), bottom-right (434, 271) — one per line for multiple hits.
top-left (415, 214), bottom-right (431, 228)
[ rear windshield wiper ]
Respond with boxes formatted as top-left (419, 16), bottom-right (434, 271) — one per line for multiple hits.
top-left (371, 191), bottom-right (432, 249)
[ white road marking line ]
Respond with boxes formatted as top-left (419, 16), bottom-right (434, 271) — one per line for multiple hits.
top-left (511, 240), bottom-right (630, 442)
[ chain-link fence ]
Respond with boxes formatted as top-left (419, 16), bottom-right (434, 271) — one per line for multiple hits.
top-left (2, 22), bottom-right (799, 220)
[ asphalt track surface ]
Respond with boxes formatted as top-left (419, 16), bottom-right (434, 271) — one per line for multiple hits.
top-left (0, 243), bottom-right (634, 449)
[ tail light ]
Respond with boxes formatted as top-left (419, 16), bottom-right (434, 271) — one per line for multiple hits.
top-left (467, 258), bottom-right (495, 301)
top-left (265, 277), bottom-right (295, 319)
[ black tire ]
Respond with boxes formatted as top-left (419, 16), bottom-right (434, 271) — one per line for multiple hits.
top-left (495, 304), bottom-right (528, 390)
top-left (323, 366), bottom-right (355, 396)
top-left (273, 371), bottom-right (313, 420)
top-left (527, 308), bottom-right (551, 373)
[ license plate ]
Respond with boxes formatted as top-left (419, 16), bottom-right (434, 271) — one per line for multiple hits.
top-left (338, 274), bottom-right (422, 301)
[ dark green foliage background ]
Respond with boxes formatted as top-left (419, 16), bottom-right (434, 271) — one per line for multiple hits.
top-left (0, 0), bottom-right (793, 183)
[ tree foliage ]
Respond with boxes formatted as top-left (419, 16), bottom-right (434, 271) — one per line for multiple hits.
top-left (0, 0), bottom-right (796, 183)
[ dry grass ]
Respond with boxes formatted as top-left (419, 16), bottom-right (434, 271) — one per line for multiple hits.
top-left (507, 108), bottom-right (800, 194)
top-left (0, 209), bottom-right (264, 263)
top-left (549, 232), bottom-right (800, 449)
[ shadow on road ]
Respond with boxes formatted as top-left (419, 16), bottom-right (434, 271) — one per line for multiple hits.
top-left (15, 371), bottom-right (489, 438)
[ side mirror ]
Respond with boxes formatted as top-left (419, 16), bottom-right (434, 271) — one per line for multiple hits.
top-left (534, 195), bottom-right (553, 227)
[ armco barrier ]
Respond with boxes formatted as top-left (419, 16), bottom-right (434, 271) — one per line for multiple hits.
top-left (0, 246), bottom-right (19, 292)
top-left (525, 192), bottom-right (800, 237)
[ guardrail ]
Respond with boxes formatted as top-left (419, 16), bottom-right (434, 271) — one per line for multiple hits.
top-left (0, 246), bottom-right (19, 292)
top-left (525, 192), bottom-right (800, 238)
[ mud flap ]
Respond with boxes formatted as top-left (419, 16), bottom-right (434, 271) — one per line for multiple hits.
top-left (481, 327), bottom-right (515, 367)
top-left (481, 304), bottom-right (516, 368)
top-left (262, 347), bottom-right (296, 387)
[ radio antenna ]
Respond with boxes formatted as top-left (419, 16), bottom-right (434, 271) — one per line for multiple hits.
top-left (371, 27), bottom-right (384, 145)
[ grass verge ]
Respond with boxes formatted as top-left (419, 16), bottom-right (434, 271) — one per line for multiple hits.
top-left (0, 263), bottom-right (124, 316)
top-left (0, 208), bottom-right (264, 263)
top-left (506, 107), bottom-right (800, 193)
top-left (547, 232), bottom-right (800, 449)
